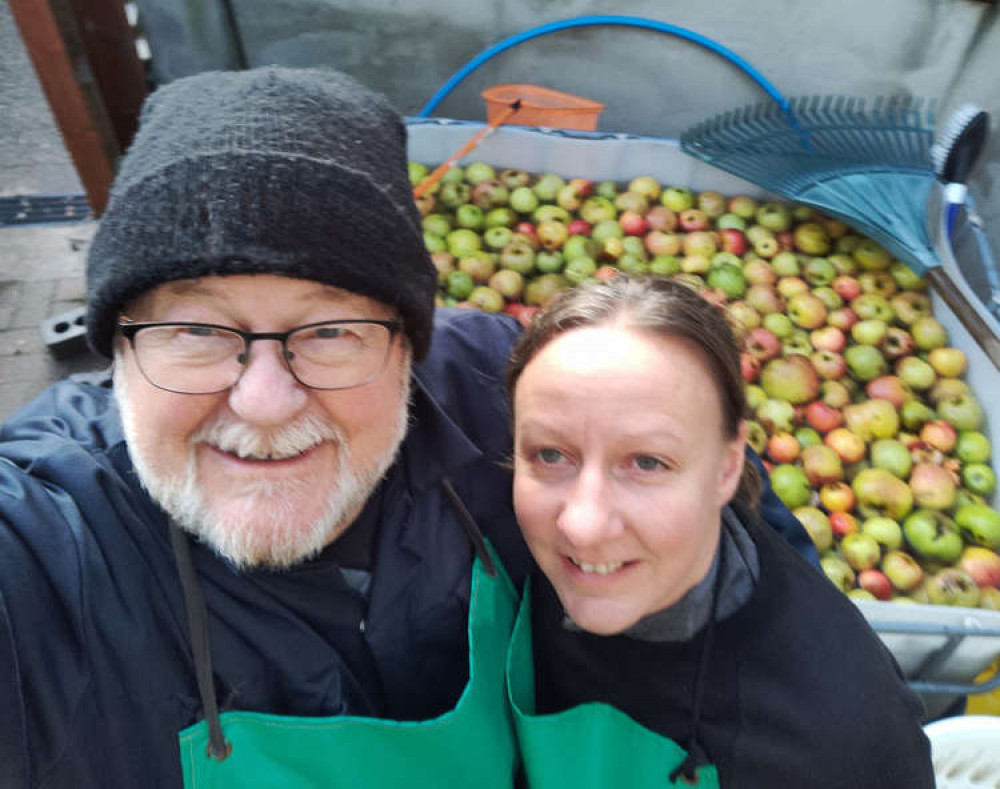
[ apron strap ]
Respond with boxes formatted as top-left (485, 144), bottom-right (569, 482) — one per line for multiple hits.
top-left (669, 539), bottom-right (727, 785)
top-left (168, 519), bottom-right (232, 761)
top-left (442, 478), bottom-right (497, 577)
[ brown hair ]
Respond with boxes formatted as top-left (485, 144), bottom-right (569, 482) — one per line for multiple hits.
top-left (505, 275), bottom-right (761, 508)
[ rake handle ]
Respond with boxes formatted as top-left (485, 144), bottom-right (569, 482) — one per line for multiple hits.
top-left (413, 101), bottom-right (521, 198)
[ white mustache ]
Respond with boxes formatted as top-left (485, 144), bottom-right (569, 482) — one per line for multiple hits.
top-left (193, 413), bottom-right (343, 460)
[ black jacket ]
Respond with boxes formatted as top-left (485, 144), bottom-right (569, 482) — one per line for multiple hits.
top-left (532, 501), bottom-right (934, 788)
top-left (0, 308), bottom-right (814, 788)
top-left (0, 309), bottom-right (527, 788)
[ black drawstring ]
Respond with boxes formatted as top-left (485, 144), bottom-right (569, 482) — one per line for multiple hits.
top-left (168, 520), bottom-right (232, 761)
top-left (442, 478), bottom-right (497, 577)
top-left (669, 542), bottom-right (727, 785)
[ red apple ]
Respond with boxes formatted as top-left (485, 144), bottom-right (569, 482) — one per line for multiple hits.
top-left (744, 327), bottom-right (782, 361)
top-left (821, 482), bottom-right (857, 514)
top-left (825, 427), bottom-right (867, 464)
top-left (644, 205), bottom-right (677, 232)
top-left (767, 431), bottom-right (802, 464)
top-left (882, 327), bottom-right (916, 360)
top-left (832, 275), bottom-right (862, 301)
top-left (829, 511), bottom-right (860, 537)
top-left (858, 568), bottom-right (893, 601)
top-left (619, 211), bottom-right (648, 236)
top-left (806, 401), bottom-right (844, 433)
top-left (740, 353), bottom-right (761, 383)
top-left (811, 350), bottom-right (847, 381)
top-left (644, 230), bottom-right (682, 257)
top-left (958, 546), bottom-right (1000, 588)
top-left (864, 376), bottom-right (911, 409)
top-left (678, 209), bottom-right (710, 232)
top-left (827, 307), bottom-right (860, 332)
top-left (909, 463), bottom-right (957, 511)
top-left (567, 218), bottom-right (592, 237)
top-left (821, 380), bottom-right (852, 409)
top-left (801, 444), bottom-right (844, 485)
top-left (810, 326), bottom-right (847, 353)
top-left (720, 228), bottom-right (748, 256)
top-left (919, 420), bottom-right (958, 454)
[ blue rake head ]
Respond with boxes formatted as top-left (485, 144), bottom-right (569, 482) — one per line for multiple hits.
top-left (680, 95), bottom-right (939, 275)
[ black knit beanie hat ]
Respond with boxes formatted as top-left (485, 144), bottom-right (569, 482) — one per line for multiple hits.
top-left (86, 66), bottom-right (436, 360)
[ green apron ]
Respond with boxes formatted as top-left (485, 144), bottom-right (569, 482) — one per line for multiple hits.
top-left (176, 551), bottom-right (519, 788)
top-left (506, 580), bottom-right (721, 789)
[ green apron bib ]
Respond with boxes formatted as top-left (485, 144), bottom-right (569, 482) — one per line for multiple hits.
top-left (506, 580), bottom-right (721, 789)
top-left (177, 552), bottom-right (519, 788)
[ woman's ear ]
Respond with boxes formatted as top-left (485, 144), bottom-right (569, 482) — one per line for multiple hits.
top-left (717, 421), bottom-right (748, 506)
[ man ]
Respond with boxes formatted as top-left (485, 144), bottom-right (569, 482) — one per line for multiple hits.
top-left (0, 66), bottom-right (813, 787)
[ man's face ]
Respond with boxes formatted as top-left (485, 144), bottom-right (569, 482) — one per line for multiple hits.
top-left (114, 274), bottom-right (412, 569)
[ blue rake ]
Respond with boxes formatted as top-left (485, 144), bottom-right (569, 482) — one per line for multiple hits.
top-left (680, 95), bottom-right (939, 275)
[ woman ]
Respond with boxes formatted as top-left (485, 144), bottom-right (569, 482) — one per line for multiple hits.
top-left (505, 276), bottom-right (933, 788)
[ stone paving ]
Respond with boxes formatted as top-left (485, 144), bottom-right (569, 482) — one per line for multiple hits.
top-left (0, 4), bottom-right (107, 424)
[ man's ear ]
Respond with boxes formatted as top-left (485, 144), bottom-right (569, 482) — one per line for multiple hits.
top-left (718, 421), bottom-right (748, 506)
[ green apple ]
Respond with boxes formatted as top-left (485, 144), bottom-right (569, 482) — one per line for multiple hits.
top-left (771, 251), bottom-right (801, 277)
top-left (911, 316), bottom-right (949, 350)
top-left (843, 399), bottom-right (899, 442)
top-left (861, 516), bottom-right (904, 552)
top-left (820, 554), bottom-right (856, 594)
top-left (840, 532), bottom-right (882, 571)
top-left (903, 509), bottom-right (963, 562)
top-left (895, 357), bottom-right (936, 391)
top-left (881, 549), bottom-right (924, 592)
top-left (926, 568), bottom-right (980, 608)
top-left (445, 270), bottom-right (475, 301)
top-left (955, 431), bottom-right (992, 464)
top-left (844, 344), bottom-right (888, 382)
top-left (889, 261), bottom-right (926, 291)
top-left (853, 468), bottom-right (914, 520)
top-left (770, 464), bottom-right (812, 509)
top-left (745, 420), bottom-right (767, 455)
top-left (954, 504), bottom-right (1000, 549)
top-left (869, 439), bottom-right (912, 480)
top-left (793, 506), bottom-right (834, 552)
top-left (962, 463), bottom-right (996, 496)
top-left (852, 239), bottom-right (892, 270)
top-left (937, 393), bottom-right (984, 431)
top-left (794, 426), bottom-right (822, 449)
top-left (706, 265), bottom-right (747, 299)
top-left (762, 312), bottom-right (795, 338)
top-left (760, 355), bottom-right (820, 404)
top-left (899, 400), bottom-right (936, 432)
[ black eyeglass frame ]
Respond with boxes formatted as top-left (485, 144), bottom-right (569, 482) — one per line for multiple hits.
top-left (118, 318), bottom-right (404, 394)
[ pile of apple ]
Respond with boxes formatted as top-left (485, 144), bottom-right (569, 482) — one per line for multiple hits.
top-left (409, 160), bottom-right (1000, 610)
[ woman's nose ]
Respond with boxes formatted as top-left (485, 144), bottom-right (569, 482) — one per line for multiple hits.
top-left (556, 468), bottom-right (623, 547)
top-left (227, 340), bottom-right (309, 425)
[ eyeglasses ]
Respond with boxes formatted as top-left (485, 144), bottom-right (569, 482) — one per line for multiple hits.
top-left (118, 319), bottom-right (403, 394)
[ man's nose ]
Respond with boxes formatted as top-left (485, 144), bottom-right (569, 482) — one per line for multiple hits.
top-left (556, 467), bottom-right (623, 547)
top-left (227, 340), bottom-right (309, 425)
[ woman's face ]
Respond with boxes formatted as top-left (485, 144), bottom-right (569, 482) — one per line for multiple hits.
top-left (512, 324), bottom-right (746, 635)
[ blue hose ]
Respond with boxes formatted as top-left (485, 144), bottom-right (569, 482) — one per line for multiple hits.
top-left (417, 15), bottom-right (790, 119)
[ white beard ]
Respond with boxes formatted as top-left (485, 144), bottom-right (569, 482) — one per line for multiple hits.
top-left (114, 357), bottom-right (411, 570)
